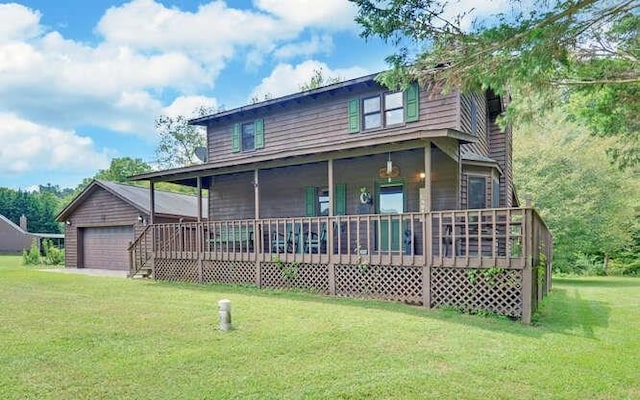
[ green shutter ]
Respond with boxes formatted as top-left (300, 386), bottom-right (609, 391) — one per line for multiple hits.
top-left (334, 183), bottom-right (347, 215)
top-left (304, 187), bottom-right (317, 217)
top-left (232, 123), bottom-right (241, 153)
top-left (254, 118), bottom-right (264, 149)
top-left (405, 83), bottom-right (419, 122)
top-left (348, 98), bottom-right (360, 133)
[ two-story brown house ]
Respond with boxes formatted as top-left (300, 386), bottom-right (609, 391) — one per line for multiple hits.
top-left (130, 73), bottom-right (551, 323)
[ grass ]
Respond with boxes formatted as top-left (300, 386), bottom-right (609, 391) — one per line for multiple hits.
top-left (1, 255), bottom-right (638, 399)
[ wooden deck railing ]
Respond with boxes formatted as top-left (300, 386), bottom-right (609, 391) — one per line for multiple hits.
top-left (141, 208), bottom-right (546, 268)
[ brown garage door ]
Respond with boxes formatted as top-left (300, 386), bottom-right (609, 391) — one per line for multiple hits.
top-left (82, 226), bottom-right (133, 270)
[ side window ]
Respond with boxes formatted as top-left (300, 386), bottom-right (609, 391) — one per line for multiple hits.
top-left (468, 176), bottom-right (486, 209)
top-left (492, 177), bottom-right (500, 208)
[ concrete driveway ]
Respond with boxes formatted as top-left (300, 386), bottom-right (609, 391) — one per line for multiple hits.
top-left (39, 268), bottom-right (128, 278)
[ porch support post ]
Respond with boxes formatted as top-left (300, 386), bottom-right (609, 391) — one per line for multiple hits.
top-left (254, 169), bottom-right (261, 288)
top-left (457, 144), bottom-right (462, 209)
top-left (521, 208), bottom-right (534, 324)
top-left (254, 169), bottom-right (260, 219)
top-left (197, 176), bottom-right (202, 222)
top-left (327, 158), bottom-right (336, 294)
top-left (423, 142), bottom-right (432, 308)
top-left (149, 181), bottom-right (155, 225)
top-left (424, 143), bottom-right (432, 212)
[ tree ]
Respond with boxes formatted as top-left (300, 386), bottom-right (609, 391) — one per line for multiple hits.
top-left (350, 0), bottom-right (639, 166)
top-left (95, 157), bottom-right (152, 183)
top-left (155, 106), bottom-right (218, 169)
top-left (513, 109), bottom-right (640, 273)
top-left (299, 68), bottom-right (342, 91)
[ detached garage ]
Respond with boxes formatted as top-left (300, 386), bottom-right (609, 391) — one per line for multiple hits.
top-left (57, 180), bottom-right (206, 271)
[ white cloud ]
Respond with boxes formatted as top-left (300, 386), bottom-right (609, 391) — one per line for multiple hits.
top-left (162, 95), bottom-right (219, 118)
top-left (250, 60), bottom-right (371, 100)
top-left (0, 113), bottom-right (110, 174)
top-left (254, 0), bottom-right (357, 30)
top-left (274, 34), bottom-right (334, 59)
top-left (0, 3), bottom-right (41, 42)
top-left (0, 1), bottom-right (361, 140)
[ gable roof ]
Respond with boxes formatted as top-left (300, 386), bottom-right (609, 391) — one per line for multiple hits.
top-left (189, 72), bottom-right (380, 126)
top-left (0, 214), bottom-right (26, 234)
top-left (57, 180), bottom-right (207, 222)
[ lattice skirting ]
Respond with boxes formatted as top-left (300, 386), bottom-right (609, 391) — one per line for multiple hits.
top-left (335, 264), bottom-right (422, 304)
top-left (203, 260), bottom-right (255, 285)
top-left (431, 267), bottom-right (523, 317)
top-left (152, 259), bottom-right (525, 319)
top-left (154, 258), bottom-right (199, 282)
top-left (261, 262), bottom-right (330, 294)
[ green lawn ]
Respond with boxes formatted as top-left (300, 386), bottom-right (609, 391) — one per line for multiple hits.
top-left (1, 255), bottom-right (638, 399)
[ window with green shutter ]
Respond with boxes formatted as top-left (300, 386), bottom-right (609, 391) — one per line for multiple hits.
top-left (232, 119), bottom-right (264, 152)
top-left (350, 84), bottom-right (419, 132)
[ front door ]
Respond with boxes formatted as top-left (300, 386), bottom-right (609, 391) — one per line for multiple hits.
top-left (378, 183), bottom-right (404, 252)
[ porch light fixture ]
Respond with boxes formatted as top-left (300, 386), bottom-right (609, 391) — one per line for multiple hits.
top-left (65, 220), bottom-right (71, 226)
top-left (419, 172), bottom-right (426, 180)
top-left (137, 215), bottom-right (144, 223)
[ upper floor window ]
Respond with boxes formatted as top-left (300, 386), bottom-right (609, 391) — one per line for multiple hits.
top-left (362, 91), bottom-right (404, 130)
top-left (241, 123), bottom-right (255, 151)
top-left (348, 83), bottom-right (419, 134)
top-left (232, 119), bottom-right (264, 153)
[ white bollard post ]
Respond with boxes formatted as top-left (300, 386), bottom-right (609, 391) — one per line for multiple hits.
top-left (218, 299), bottom-right (232, 331)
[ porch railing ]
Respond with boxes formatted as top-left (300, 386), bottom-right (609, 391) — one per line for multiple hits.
top-left (144, 208), bottom-right (542, 267)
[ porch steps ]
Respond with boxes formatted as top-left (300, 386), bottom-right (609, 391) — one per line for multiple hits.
top-left (128, 265), bottom-right (153, 279)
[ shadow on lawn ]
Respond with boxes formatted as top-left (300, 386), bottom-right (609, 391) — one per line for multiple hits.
top-left (147, 278), bottom-right (614, 339)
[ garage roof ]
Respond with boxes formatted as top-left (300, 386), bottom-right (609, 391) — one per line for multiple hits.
top-left (57, 180), bottom-right (207, 221)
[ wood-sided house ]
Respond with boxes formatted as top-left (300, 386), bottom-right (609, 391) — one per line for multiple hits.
top-left (129, 73), bottom-right (552, 322)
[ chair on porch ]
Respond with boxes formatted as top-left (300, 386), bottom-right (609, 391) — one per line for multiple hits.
top-left (303, 223), bottom-right (327, 254)
top-left (271, 223), bottom-right (301, 253)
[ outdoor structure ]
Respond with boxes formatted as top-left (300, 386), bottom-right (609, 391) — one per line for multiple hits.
top-left (129, 73), bottom-right (552, 323)
top-left (0, 214), bottom-right (63, 254)
top-left (57, 180), bottom-right (206, 271)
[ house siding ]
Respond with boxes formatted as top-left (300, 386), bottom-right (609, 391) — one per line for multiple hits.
top-left (459, 91), bottom-right (489, 157)
top-left (207, 85), bottom-right (460, 165)
top-left (489, 120), bottom-right (513, 207)
top-left (0, 217), bottom-right (34, 253)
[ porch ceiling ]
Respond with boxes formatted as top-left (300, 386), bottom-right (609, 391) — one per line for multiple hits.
top-left (130, 128), bottom-right (477, 187)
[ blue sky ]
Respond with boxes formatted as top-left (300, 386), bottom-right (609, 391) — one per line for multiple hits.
top-left (0, 0), bottom-right (507, 191)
